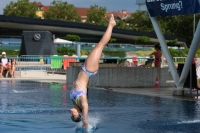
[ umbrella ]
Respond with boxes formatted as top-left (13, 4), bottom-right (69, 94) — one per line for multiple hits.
top-left (53, 38), bottom-right (73, 44)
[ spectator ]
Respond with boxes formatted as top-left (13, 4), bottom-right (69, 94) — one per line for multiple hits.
top-left (125, 61), bottom-right (132, 67)
top-left (149, 44), bottom-right (162, 68)
top-left (0, 52), bottom-right (15, 78)
top-left (193, 54), bottom-right (198, 68)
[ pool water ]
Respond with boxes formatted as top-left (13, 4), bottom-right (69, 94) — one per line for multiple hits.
top-left (1, 80), bottom-right (200, 133)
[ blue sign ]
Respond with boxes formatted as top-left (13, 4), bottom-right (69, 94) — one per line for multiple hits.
top-left (146, 0), bottom-right (200, 17)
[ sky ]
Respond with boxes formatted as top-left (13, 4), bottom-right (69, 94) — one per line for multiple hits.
top-left (0, 0), bottom-right (139, 14)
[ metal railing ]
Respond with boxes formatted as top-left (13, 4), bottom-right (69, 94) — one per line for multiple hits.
top-left (6, 55), bottom-right (192, 72)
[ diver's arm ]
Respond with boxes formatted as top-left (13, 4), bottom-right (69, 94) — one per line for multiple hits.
top-left (80, 96), bottom-right (89, 129)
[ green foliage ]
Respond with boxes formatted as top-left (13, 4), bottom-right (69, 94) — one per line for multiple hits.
top-left (158, 15), bottom-right (196, 46)
top-left (80, 50), bottom-right (89, 56)
top-left (43, 0), bottom-right (81, 22)
top-left (127, 11), bottom-right (153, 32)
top-left (109, 38), bottom-right (116, 43)
top-left (136, 36), bottom-right (150, 44)
top-left (3, 0), bottom-right (38, 18)
top-left (86, 5), bottom-right (107, 26)
top-left (135, 50), bottom-right (153, 57)
top-left (116, 20), bottom-right (127, 29)
top-left (166, 39), bottom-right (178, 45)
top-left (56, 47), bottom-right (89, 56)
top-left (0, 49), bottom-right (19, 56)
top-left (57, 47), bottom-right (76, 56)
top-left (65, 34), bottom-right (80, 42)
top-left (197, 78), bottom-right (200, 84)
top-left (125, 11), bottom-right (200, 45)
top-left (196, 49), bottom-right (200, 57)
top-left (168, 48), bottom-right (189, 57)
top-left (103, 51), bottom-right (126, 57)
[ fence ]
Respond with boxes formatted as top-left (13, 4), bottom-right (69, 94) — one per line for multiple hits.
top-left (6, 55), bottom-right (191, 74)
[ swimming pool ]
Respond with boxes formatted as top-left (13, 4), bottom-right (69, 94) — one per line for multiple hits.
top-left (0, 80), bottom-right (200, 133)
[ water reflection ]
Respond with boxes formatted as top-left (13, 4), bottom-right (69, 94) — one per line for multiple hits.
top-left (182, 100), bottom-right (198, 119)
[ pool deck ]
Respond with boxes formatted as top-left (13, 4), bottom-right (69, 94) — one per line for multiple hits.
top-left (1, 71), bottom-right (66, 84)
top-left (1, 71), bottom-right (199, 101)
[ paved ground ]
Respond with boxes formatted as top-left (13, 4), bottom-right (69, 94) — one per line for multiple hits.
top-left (1, 70), bottom-right (199, 101)
top-left (2, 71), bottom-right (66, 84)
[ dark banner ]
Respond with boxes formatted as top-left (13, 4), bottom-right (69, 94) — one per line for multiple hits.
top-left (146, 0), bottom-right (200, 17)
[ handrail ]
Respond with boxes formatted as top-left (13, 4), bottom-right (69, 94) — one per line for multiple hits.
top-left (6, 55), bottom-right (188, 63)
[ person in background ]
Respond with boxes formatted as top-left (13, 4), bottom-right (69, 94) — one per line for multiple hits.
top-left (193, 54), bottom-right (198, 68)
top-left (125, 60), bottom-right (132, 67)
top-left (10, 58), bottom-right (16, 78)
top-left (149, 44), bottom-right (162, 68)
top-left (0, 52), bottom-right (15, 78)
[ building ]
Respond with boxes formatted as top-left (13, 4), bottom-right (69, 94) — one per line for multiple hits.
top-left (34, 2), bottom-right (131, 23)
top-left (0, 15), bottom-right (186, 49)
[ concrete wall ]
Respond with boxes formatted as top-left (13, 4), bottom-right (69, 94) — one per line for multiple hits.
top-left (67, 67), bottom-right (174, 88)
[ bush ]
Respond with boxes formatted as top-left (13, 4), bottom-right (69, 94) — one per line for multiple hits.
top-left (81, 50), bottom-right (90, 56)
top-left (135, 50), bottom-right (153, 56)
top-left (103, 51), bottom-right (126, 57)
top-left (0, 49), bottom-right (19, 56)
top-left (169, 48), bottom-right (188, 57)
top-left (136, 36), bottom-right (150, 44)
top-left (57, 47), bottom-right (76, 56)
top-left (65, 34), bottom-right (80, 42)
top-left (57, 47), bottom-right (90, 56)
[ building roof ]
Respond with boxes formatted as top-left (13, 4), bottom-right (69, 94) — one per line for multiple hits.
top-left (39, 6), bottom-right (89, 19)
top-left (41, 6), bottom-right (50, 12)
top-left (106, 11), bottom-right (132, 19)
top-left (75, 7), bottom-right (90, 18)
top-left (0, 15), bottom-right (186, 47)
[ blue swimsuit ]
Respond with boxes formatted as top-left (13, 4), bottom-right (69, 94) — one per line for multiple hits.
top-left (82, 64), bottom-right (97, 78)
top-left (70, 90), bottom-right (87, 105)
top-left (70, 64), bottom-right (97, 105)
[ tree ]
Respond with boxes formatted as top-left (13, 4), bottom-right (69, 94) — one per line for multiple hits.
top-left (86, 5), bottom-right (108, 26)
top-left (65, 34), bottom-right (80, 42)
top-left (116, 20), bottom-right (127, 29)
top-left (3, 0), bottom-right (38, 18)
top-left (166, 39), bottom-right (178, 46)
top-left (127, 11), bottom-right (197, 46)
top-left (136, 36), bottom-right (150, 44)
top-left (157, 15), bottom-right (198, 46)
top-left (43, 0), bottom-right (81, 22)
top-left (126, 11), bottom-right (153, 32)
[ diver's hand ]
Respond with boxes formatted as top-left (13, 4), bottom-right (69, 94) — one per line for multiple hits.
top-left (109, 14), bottom-right (116, 27)
top-left (83, 121), bottom-right (88, 129)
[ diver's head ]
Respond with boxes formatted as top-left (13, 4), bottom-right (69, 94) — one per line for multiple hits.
top-left (70, 107), bottom-right (81, 122)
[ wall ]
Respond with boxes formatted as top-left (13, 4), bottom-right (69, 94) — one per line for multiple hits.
top-left (67, 67), bottom-right (174, 88)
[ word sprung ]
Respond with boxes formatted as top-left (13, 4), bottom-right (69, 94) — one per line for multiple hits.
top-left (161, 1), bottom-right (183, 12)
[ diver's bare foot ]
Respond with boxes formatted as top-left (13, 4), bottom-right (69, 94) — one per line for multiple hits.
top-left (109, 14), bottom-right (116, 27)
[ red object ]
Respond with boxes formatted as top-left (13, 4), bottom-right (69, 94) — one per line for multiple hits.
top-left (132, 56), bottom-right (137, 63)
top-left (154, 77), bottom-right (160, 88)
top-left (63, 56), bottom-right (76, 70)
